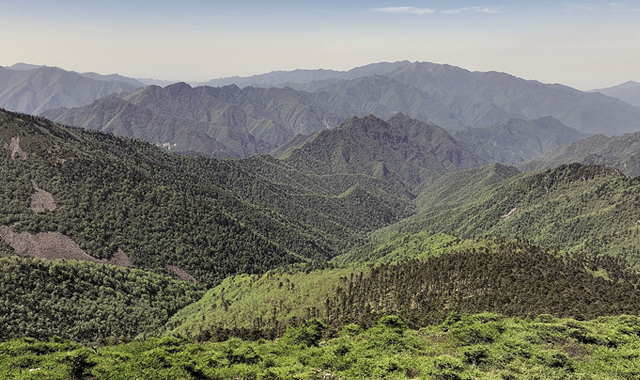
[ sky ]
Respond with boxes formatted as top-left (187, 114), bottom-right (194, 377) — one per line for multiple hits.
top-left (1, 0), bottom-right (639, 90)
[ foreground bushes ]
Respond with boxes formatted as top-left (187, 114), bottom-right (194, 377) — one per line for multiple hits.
top-left (3, 313), bottom-right (640, 379)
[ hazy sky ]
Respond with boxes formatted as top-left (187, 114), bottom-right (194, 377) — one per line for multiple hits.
top-left (1, 0), bottom-right (638, 90)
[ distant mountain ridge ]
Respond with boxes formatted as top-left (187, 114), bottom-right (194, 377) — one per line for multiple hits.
top-left (521, 131), bottom-right (640, 176)
top-left (202, 61), bottom-right (640, 135)
top-left (453, 117), bottom-right (590, 164)
top-left (0, 65), bottom-right (143, 114)
top-left (43, 82), bottom-right (343, 157)
top-left (592, 81), bottom-right (640, 108)
top-left (194, 61), bottom-right (413, 87)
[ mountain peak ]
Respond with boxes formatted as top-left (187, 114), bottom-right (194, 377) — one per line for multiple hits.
top-left (165, 82), bottom-right (193, 92)
top-left (9, 62), bottom-right (48, 71)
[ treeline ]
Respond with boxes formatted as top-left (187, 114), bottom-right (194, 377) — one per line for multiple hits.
top-left (324, 241), bottom-right (640, 329)
top-left (170, 238), bottom-right (640, 343)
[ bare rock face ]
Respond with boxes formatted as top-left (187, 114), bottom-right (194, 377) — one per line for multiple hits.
top-left (4, 136), bottom-right (27, 159)
top-left (108, 249), bottom-right (134, 267)
top-left (0, 225), bottom-right (134, 267)
top-left (0, 225), bottom-right (98, 262)
top-left (30, 180), bottom-right (56, 212)
top-left (166, 264), bottom-right (198, 283)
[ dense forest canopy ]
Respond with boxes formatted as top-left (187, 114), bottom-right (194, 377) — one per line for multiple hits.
top-left (3, 106), bottom-right (640, 378)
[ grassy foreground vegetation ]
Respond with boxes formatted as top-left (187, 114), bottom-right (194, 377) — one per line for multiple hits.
top-left (3, 313), bottom-right (640, 379)
top-left (163, 234), bottom-right (640, 344)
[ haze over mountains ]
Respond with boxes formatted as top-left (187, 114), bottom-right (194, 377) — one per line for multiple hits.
top-left (5, 60), bottom-right (625, 164)
top-left (0, 64), bottom-right (144, 115)
top-left (199, 61), bottom-right (640, 135)
top-left (521, 130), bottom-right (640, 177)
top-left (453, 117), bottom-right (590, 164)
top-left (592, 81), bottom-right (640, 108)
top-left (4, 56), bottom-right (640, 376)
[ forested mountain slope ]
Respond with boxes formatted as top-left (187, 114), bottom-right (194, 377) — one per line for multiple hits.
top-left (395, 163), bottom-right (640, 269)
top-left (165, 233), bottom-right (640, 341)
top-left (278, 113), bottom-right (482, 193)
top-left (0, 256), bottom-right (201, 342)
top-left (0, 109), bottom-right (416, 288)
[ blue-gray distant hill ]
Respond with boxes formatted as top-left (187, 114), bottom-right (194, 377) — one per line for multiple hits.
top-left (0, 65), bottom-right (143, 114)
top-left (43, 83), bottom-right (343, 157)
top-left (202, 61), bottom-right (640, 136)
top-left (452, 117), bottom-right (590, 164)
top-left (521, 131), bottom-right (640, 177)
top-left (592, 81), bottom-right (640, 108)
top-left (41, 61), bottom-right (640, 157)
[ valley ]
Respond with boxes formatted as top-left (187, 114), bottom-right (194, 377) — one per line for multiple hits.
top-left (2, 60), bottom-right (640, 378)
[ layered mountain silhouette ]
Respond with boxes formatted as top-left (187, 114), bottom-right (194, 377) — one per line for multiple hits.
top-left (592, 81), bottom-right (640, 108)
top-left (202, 61), bottom-right (640, 135)
top-left (5, 105), bottom-right (640, 347)
top-left (0, 65), bottom-right (143, 114)
top-left (44, 83), bottom-right (342, 157)
top-left (522, 131), bottom-right (640, 176)
top-left (277, 113), bottom-right (482, 193)
top-left (38, 61), bottom-right (640, 158)
top-left (453, 117), bottom-right (589, 164)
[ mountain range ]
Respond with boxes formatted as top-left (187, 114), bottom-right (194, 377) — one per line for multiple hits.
top-left (3, 59), bottom-right (640, 377)
top-left (204, 61), bottom-right (640, 135)
top-left (453, 116), bottom-right (590, 164)
top-left (2, 61), bottom-right (639, 161)
top-left (0, 64), bottom-right (144, 115)
top-left (43, 83), bottom-right (342, 157)
top-left (592, 81), bottom-right (640, 108)
top-left (521, 130), bottom-right (640, 176)
top-left (28, 61), bottom-right (639, 162)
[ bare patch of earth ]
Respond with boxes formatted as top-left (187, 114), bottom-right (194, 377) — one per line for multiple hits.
top-left (166, 265), bottom-right (198, 283)
top-left (4, 136), bottom-right (27, 159)
top-left (501, 207), bottom-right (517, 220)
top-left (30, 180), bottom-right (56, 212)
top-left (109, 249), bottom-right (134, 267)
top-left (0, 225), bottom-right (133, 267)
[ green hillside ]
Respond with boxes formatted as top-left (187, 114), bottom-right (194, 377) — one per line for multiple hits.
top-left (4, 103), bottom-right (640, 380)
top-left (164, 233), bottom-right (640, 341)
top-left (397, 163), bottom-right (640, 269)
top-left (4, 313), bottom-right (640, 379)
top-left (0, 110), bottom-right (419, 288)
top-left (0, 256), bottom-right (201, 343)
